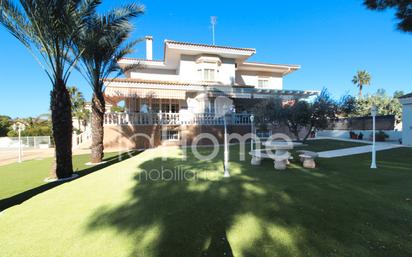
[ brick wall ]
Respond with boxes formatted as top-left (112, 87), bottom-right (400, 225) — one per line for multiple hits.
top-left (104, 124), bottom-right (252, 150)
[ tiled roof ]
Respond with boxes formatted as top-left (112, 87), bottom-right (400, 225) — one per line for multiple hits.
top-left (165, 40), bottom-right (256, 52)
top-left (120, 57), bottom-right (164, 62)
top-left (399, 92), bottom-right (412, 99)
top-left (104, 78), bottom-right (260, 88)
top-left (103, 78), bottom-right (190, 86)
top-left (242, 61), bottom-right (301, 68)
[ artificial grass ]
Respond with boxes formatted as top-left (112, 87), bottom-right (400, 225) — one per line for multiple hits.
top-left (0, 142), bottom-right (411, 257)
top-left (0, 139), bottom-right (360, 202)
top-left (296, 139), bottom-right (369, 152)
top-left (0, 151), bottom-right (132, 205)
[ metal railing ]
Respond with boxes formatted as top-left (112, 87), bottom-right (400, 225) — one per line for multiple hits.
top-left (104, 112), bottom-right (252, 126)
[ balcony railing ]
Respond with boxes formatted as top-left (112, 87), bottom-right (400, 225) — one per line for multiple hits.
top-left (104, 112), bottom-right (252, 126)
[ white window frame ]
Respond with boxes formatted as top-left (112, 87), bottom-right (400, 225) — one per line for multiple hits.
top-left (203, 68), bottom-right (216, 81)
top-left (257, 78), bottom-right (270, 88)
top-left (161, 129), bottom-right (180, 141)
top-left (196, 56), bottom-right (221, 82)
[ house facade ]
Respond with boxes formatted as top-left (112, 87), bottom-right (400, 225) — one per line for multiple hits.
top-left (102, 37), bottom-right (317, 149)
top-left (400, 93), bottom-right (412, 146)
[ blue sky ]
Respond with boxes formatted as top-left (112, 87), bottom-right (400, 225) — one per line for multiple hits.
top-left (1, 0), bottom-right (412, 118)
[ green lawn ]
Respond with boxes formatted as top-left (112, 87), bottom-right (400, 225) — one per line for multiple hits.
top-left (0, 151), bottom-right (137, 210)
top-left (296, 139), bottom-right (369, 152)
top-left (0, 141), bottom-right (411, 257)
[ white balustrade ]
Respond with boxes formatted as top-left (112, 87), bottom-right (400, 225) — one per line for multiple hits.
top-left (104, 112), bottom-right (252, 126)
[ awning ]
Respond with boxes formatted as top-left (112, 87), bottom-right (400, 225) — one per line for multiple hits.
top-left (105, 86), bottom-right (186, 100)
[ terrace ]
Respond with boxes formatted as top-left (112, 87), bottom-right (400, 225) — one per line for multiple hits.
top-left (103, 112), bottom-right (252, 126)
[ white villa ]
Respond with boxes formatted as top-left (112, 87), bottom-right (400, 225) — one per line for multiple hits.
top-left (101, 36), bottom-right (317, 148)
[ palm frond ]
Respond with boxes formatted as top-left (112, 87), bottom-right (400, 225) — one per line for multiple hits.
top-left (103, 3), bottom-right (144, 31)
top-left (74, 2), bottom-right (144, 94)
top-left (0, 0), bottom-right (100, 85)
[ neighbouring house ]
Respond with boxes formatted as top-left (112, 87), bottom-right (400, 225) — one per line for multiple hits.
top-left (400, 93), bottom-right (412, 146)
top-left (102, 36), bottom-right (317, 149)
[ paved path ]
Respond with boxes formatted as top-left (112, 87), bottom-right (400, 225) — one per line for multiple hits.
top-left (318, 143), bottom-right (404, 158)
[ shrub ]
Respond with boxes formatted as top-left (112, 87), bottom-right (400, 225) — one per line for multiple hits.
top-left (111, 106), bottom-right (125, 112)
top-left (375, 131), bottom-right (389, 142)
top-left (349, 131), bottom-right (358, 139)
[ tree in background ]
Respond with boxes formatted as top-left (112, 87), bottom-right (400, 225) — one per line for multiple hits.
top-left (354, 89), bottom-right (403, 124)
top-left (338, 94), bottom-right (357, 117)
top-left (253, 89), bottom-right (338, 142)
top-left (7, 115), bottom-right (52, 137)
top-left (281, 100), bottom-right (312, 141)
top-left (352, 70), bottom-right (372, 97)
top-left (0, 115), bottom-right (12, 137)
top-left (364, 0), bottom-right (412, 32)
top-left (0, 0), bottom-right (99, 179)
top-left (75, 3), bottom-right (143, 163)
top-left (110, 105), bottom-right (125, 113)
top-left (68, 86), bottom-right (89, 133)
top-left (301, 89), bottom-right (337, 142)
top-left (394, 90), bottom-right (406, 98)
top-left (251, 97), bottom-right (283, 132)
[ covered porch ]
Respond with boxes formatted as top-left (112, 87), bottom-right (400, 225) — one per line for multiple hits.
top-left (103, 82), bottom-right (253, 126)
top-left (103, 79), bottom-right (318, 126)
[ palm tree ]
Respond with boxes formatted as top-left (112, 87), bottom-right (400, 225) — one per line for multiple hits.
top-left (75, 3), bottom-right (143, 163)
top-left (352, 70), bottom-right (371, 97)
top-left (68, 86), bottom-right (88, 131)
top-left (0, 0), bottom-right (99, 179)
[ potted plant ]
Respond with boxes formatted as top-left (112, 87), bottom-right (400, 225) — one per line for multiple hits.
top-left (349, 131), bottom-right (358, 139)
top-left (375, 131), bottom-right (389, 142)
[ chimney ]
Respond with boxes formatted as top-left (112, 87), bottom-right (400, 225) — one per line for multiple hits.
top-left (145, 36), bottom-right (153, 60)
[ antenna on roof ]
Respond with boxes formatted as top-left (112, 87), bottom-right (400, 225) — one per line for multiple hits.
top-left (211, 16), bottom-right (217, 45)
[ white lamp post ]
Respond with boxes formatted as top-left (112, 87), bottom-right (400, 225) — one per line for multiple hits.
top-left (223, 114), bottom-right (230, 177)
top-left (370, 106), bottom-right (378, 169)
top-left (223, 105), bottom-right (235, 178)
top-left (250, 114), bottom-right (255, 152)
top-left (12, 122), bottom-right (26, 163)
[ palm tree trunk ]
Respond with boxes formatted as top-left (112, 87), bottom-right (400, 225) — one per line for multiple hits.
top-left (50, 78), bottom-right (73, 179)
top-left (90, 90), bottom-right (105, 163)
top-left (359, 84), bottom-right (363, 97)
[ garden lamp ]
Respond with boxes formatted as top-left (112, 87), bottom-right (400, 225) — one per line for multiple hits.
top-left (371, 105), bottom-right (377, 169)
top-left (250, 114), bottom-right (255, 152)
top-left (13, 122), bottom-right (26, 163)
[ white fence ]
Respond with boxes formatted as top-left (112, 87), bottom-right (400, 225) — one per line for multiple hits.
top-left (72, 128), bottom-right (92, 149)
top-left (0, 136), bottom-right (51, 149)
top-left (104, 112), bottom-right (252, 126)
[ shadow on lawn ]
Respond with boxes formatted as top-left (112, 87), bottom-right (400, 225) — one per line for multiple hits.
top-left (85, 146), bottom-right (412, 257)
top-left (0, 151), bottom-right (142, 211)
